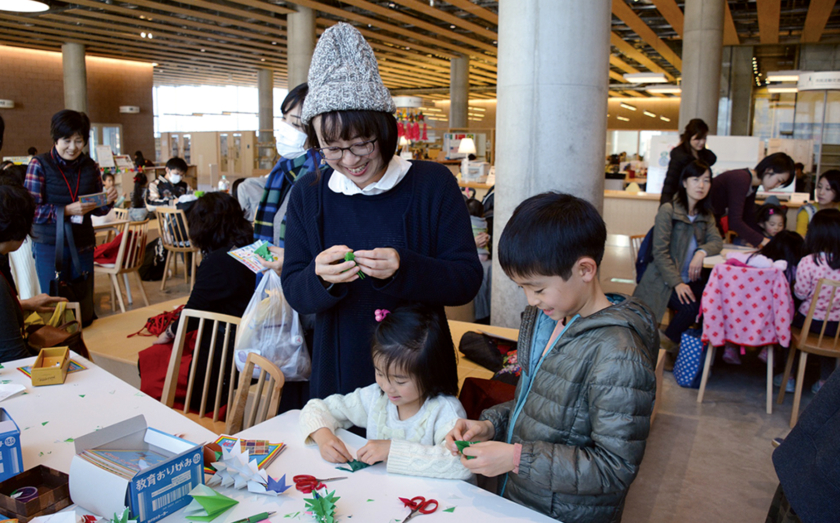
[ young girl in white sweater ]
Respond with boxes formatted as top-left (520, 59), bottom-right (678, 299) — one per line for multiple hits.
top-left (299, 304), bottom-right (471, 480)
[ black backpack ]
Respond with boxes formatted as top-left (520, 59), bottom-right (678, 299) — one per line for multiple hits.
top-left (635, 226), bottom-right (655, 283)
top-left (138, 238), bottom-right (167, 281)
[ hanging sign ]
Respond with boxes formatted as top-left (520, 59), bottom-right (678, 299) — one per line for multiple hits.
top-left (797, 71), bottom-right (840, 91)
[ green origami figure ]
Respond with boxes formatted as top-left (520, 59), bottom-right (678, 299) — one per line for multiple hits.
top-left (335, 459), bottom-right (378, 472)
top-left (455, 440), bottom-right (480, 460)
top-left (112, 507), bottom-right (137, 523)
top-left (344, 252), bottom-right (365, 279)
top-left (184, 484), bottom-right (239, 521)
top-left (304, 489), bottom-right (340, 523)
top-left (254, 242), bottom-right (275, 262)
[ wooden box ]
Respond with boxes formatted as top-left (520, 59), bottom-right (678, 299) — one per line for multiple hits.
top-left (0, 465), bottom-right (71, 522)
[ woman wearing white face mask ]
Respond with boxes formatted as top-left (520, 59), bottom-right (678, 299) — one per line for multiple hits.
top-left (252, 83), bottom-right (322, 273)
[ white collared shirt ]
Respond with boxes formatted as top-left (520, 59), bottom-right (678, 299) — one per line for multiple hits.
top-left (327, 156), bottom-right (412, 196)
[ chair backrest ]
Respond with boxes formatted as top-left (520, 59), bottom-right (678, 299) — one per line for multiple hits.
top-left (161, 308), bottom-right (241, 422)
top-left (114, 219), bottom-right (150, 271)
top-left (225, 353), bottom-right (285, 434)
top-left (629, 234), bottom-right (645, 264)
top-left (798, 278), bottom-right (840, 353)
top-left (156, 207), bottom-right (193, 250)
top-left (112, 208), bottom-right (129, 221)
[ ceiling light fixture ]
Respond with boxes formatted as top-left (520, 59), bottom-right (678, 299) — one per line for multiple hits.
top-left (0, 0), bottom-right (48, 12)
top-left (660, 116), bottom-right (670, 122)
top-left (619, 103), bottom-right (637, 111)
top-left (622, 72), bottom-right (668, 83)
top-left (646, 84), bottom-right (681, 94)
top-left (766, 70), bottom-right (800, 82)
top-left (767, 83), bottom-right (798, 93)
top-left (643, 110), bottom-right (656, 117)
top-left (617, 116), bottom-right (630, 122)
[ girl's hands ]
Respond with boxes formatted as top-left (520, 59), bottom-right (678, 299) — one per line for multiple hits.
top-left (315, 245), bottom-right (360, 286)
top-left (354, 248), bottom-right (400, 280)
top-left (357, 439), bottom-right (390, 465)
top-left (311, 428), bottom-right (353, 463)
top-left (674, 283), bottom-right (696, 304)
top-left (65, 201), bottom-right (97, 216)
top-left (444, 419), bottom-right (495, 455)
top-left (460, 442), bottom-right (516, 477)
top-left (688, 251), bottom-right (706, 281)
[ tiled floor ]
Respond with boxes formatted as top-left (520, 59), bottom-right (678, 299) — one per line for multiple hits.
top-left (87, 232), bottom-right (817, 522)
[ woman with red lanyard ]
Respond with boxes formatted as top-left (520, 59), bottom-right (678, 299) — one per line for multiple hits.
top-left (24, 110), bottom-right (117, 305)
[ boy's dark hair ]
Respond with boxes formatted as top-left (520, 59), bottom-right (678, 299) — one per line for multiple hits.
top-left (306, 110), bottom-right (397, 172)
top-left (466, 198), bottom-right (484, 218)
top-left (499, 192), bottom-right (606, 280)
top-left (371, 304), bottom-right (459, 400)
top-left (756, 230), bottom-right (803, 283)
top-left (282, 83), bottom-right (309, 115)
top-left (0, 183), bottom-right (35, 243)
top-left (804, 208), bottom-right (840, 270)
top-left (50, 110), bottom-right (90, 145)
top-left (1, 164), bottom-right (26, 185)
top-left (795, 162), bottom-right (805, 171)
top-left (755, 152), bottom-right (796, 188)
top-left (675, 160), bottom-right (711, 212)
top-left (186, 192), bottom-right (253, 253)
top-left (102, 173), bottom-right (115, 183)
top-left (27, 147), bottom-right (37, 156)
top-left (166, 157), bottom-right (188, 173)
top-left (678, 118), bottom-right (708, 153)
top-left (818, 170), bottom-right (840, 202)
top-left (756, 203), bottom-right (787, 228)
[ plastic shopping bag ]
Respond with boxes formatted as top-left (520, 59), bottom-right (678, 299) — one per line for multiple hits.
top-left (235, 270), bottom-right (311, 381)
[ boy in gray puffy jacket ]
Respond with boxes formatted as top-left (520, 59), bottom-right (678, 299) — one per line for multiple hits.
top-left (446, 192), bottom-right (659, 523)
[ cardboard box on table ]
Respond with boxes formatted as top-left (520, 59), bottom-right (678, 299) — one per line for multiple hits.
top-left (0, 409), bottom-right (23, 482)
top-left (31, 348), bottom-right (70, 386)
top-left (69, 415), bottom-right (204, 523)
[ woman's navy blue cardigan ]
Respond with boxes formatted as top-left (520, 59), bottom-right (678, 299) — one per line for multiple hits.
top-left (281, 160), bottom-right (483, 399)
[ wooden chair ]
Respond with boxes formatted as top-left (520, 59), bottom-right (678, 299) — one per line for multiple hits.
top-left (156, 207), bottom-right (199, 292)
top-left (94, 219), bottom-right (150, 313)
top-left (225, 353), bottom-right (285, 434)
top-left (161, 309), bottom-right (241, 428)
top-left (777, 278), bottom-right (840, 427)
top-left (724, 229), bottom-right (739, 244)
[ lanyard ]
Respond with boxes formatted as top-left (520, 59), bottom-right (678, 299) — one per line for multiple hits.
top-left (500, 313), bottom-right (579, 497)
top-left (52, 150), bottom-right (81, 201)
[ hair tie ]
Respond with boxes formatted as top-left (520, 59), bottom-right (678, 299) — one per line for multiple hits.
top-left (768, 208), bottom-right (774, 215)
top-left (375, 309), bottom-right (390, 322)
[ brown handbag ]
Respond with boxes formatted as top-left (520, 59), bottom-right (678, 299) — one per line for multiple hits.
top-left (26, 321), bottom-right (90, 360)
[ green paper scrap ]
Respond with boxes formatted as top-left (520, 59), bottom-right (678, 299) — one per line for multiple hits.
top-left (455, 440), bottom-right (479, 460)
top-left (64, 438), bottom-right (74, 443)
top-left (39, 452), bottom-right (43, 457)
top-left (79, 395), bottom-right (85, 398)
top-left (1, 380), bottom-right (10, 384)
top-left (443, 507), bottom-right (456, 513)
top-left (366, 499), bottom-right (374, 502)
top-left (344, 251), bottom-right (365, 279)
top-left (335, 459), bottom-right (377, 472)
top-left (304, 490), bottom-right (340, 523)
top-left (184, 484), bottom-right (238, 521)
top-left (254, 242), bottom-right (275, 262)
top-left (41, 421), bottom-right (48, 426)
top-left (284, 513), bottom-right (301, 520)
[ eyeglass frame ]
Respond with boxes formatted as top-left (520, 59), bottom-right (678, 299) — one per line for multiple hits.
top-left (316, 138), bottom-right (378, 161)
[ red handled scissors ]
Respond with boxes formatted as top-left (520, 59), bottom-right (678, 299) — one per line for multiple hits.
top-left (399, 496), bottom-right (439, 522)
top-left (293, 475), bottom-right (347, 494)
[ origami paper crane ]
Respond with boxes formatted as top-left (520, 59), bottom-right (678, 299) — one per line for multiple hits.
top-left (184, 484), bottom-right (239, 522)
top-left (247, 473), bottom-right (293, 496)
top-left (206, 443), bottom-right (265, 490)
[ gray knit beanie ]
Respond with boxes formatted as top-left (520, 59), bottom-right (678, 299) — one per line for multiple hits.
top-left (300, 22), bottom-right (396, 125)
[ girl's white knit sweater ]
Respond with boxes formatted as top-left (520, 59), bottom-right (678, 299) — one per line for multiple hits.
top-left (299, 383), bottom-right (471, 480)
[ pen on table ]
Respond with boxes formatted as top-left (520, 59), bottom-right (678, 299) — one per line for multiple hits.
top-left (231, 511), bottom-right (276, 523)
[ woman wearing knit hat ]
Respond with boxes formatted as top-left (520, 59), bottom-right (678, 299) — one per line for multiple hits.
top-left (281, 22), bottom-right (483, 399)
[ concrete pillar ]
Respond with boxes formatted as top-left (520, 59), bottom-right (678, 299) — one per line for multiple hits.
top-left (62, 42), bottom-right (88, 113)
top-left (679, 0), bottom-right (725, 134)
top-left (450, 55), bottom-right (469, 128)
top-left (490, 0), bottom-right (611, 328)
top-left (287, 5), bottom-right (315, 90)
top-left (258, 68), bottom-right (274, 143)
top-left (729, 46), bottom-right (754, 136)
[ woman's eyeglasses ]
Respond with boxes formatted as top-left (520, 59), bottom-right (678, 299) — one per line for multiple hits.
top-left (317, 139), bottom-right (377, 160)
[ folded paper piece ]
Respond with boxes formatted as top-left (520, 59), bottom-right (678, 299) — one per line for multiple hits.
top-left (343, 252), bottom-right (365, 279)
top-left (206, 443), bottom-right (265, 490)
top-left (111, 508), bottom-right (138, 523)
top-left (335, 459), bottom-right (376, 473)
top-left (247, 473), bottom-right (292, 496)
top-left (454, 441), bottom-right (479, 460)
top-left (184, 485), bottom-right (238, 521)
top-left (304, 490), bottom-right (339, 523)
top-left (0, 383), bottom-right (25, 402)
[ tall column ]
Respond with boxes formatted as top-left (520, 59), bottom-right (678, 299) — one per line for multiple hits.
top-left (679, 0), bottom-right (725, 133)
top-left (729, 45), bottom-right (754, 136)
top-left (491, 0), bottom-right (611, 328)
top-left (62, 42), bottom-right (88, 113)
top-left (449, 55), bottom-right (469, 128)
top-left (258, 68), bottom-right (274, 143)
top-left (287, 6), bottom-right (315, 90)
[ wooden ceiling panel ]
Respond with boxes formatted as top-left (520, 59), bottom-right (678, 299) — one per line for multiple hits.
top-left (801, 0), bottom-right (838, 44)
top-left (757, 0), bottom-right (781, 45)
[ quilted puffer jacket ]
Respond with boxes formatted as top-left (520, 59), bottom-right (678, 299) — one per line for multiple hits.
top-left (480, 295), bottom-right (658, 523)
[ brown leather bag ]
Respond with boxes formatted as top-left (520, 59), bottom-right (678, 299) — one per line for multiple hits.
top-left (26, 321), bottom-right (90, 360)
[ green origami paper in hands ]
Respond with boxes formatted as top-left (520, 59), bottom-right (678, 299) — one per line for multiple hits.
top-left (184, 484), bottom-right (239, 521)
top-left (335, 459), bottom-right (381, 472)
top-left (454, 440), bottom-right (480, 460)
top-left (344, 252), bottom-right (365, 279)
